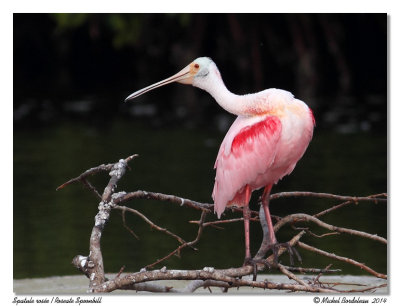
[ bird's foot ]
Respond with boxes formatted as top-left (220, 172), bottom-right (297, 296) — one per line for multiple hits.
top-left (266, 242), bottom-right (302, 266)
top-left (243, 257), bottom-right (272, 281)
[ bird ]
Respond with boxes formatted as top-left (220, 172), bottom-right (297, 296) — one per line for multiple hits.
top-left (125, 57), bottom-right (315, 265)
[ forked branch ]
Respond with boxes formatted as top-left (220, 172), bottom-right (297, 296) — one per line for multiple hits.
top-left (59, 155), bottom-right (387, 293)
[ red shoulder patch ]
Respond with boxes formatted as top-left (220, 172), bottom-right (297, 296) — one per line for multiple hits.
top-left (309, 108), bottom-right (316, 126)
top-left (231, 116), bottom-right (281, 155)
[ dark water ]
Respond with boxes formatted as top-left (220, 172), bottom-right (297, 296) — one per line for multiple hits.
top-left (13, 120), bottom-right (387, 279)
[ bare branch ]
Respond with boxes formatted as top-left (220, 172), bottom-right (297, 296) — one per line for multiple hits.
top-left (56, 155), bottom-right (138, 191)
top-left (64, 155), bottom-right (386, 294)
top-left (56, 164), bottom-right (114, 191)
top-left (270, 191), bottom-right (387, 203)
top-left (80, 178), bottom-right (102, 199)
top-left (274, 213), bottom-right (387, 244)
top-left (343, 283), bottom-right (387, 293)
top-left (278, 264), bottom-right (310, 287)
top-left (312, 264), bottom-right (333, 284)
top-left (143, 211), bottom-right (208, 269)
top-left (115, 266), bottom-right (126, 279)
top-left (182, 280), bottom-right (229, 293)
top-left (281, 265), bottom-right (341, 274)
top-left (118, 280), bottom-right (180, 293)
top-left (314, 193), bottom-right (387, 218)
top-left (56, 154), bottom-right (138, 195)
top-left (121, 209), bottom-right (140, 240)
top-left (189, 216), bottom-right (259, 227)
top-left (92, 265), bottom-right (338, 293)
top-left (299, 242), bottom-right (387, 279)
top-left (68, 155), bottom-right (139, 291)
top-left (113, 190), bottom-right (213, 212)
top-left (114, 205), bottom-right (189, 246)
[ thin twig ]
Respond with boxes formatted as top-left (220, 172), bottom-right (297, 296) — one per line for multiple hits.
top-left (113, 190), bottom-right (213, 212)
top-left (56, 164), bottom-right (114, 191)
top-left (342, 283), bottom-right (387, 293)
top-left (270, 191), bottom-right (387, 203)
top-left (274, 213), bottom-right (387, 244)
top-left (281, 265), bottom-right (341, 274)
top-left (314, 193), bottom-right (387, 218)
top-left (80, 178), bottom-right (102, 199)
top-left (121, 209), bottom-right (139, 240)
top-left (189, 217), bottom-right (259, 227)
top-left (115, 266), bottom-right (126, 279)
top-left (278, 264), bottom-right (310, 287)
top-left (299, 242), bottom-right (387, 279)
top-left (312, 264), bottom-right (333, 284)
top-left (115, 205), bottom-right (188, 246)
top-left (56, 154), bottom-right (138, 191)
top-left (143, 211), bottom-right (208, 269)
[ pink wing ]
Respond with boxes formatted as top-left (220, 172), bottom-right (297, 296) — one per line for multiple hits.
top-left (212, 115), bottom-right (282, 218)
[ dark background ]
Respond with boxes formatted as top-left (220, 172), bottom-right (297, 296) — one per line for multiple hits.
top-left (13, 13), bottom-right (387, 279)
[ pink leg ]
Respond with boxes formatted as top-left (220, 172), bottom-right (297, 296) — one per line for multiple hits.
top-left (243, 185), bottom-right (252, 259)
top-left (262, 185), bottom-right (277, 245)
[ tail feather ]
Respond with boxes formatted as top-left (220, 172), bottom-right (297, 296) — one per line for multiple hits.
top-left (213, 185), bottom-right (248, 219)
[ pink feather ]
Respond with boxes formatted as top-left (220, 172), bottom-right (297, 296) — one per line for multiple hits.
top-left (213, 108), bottom-right (314, 218)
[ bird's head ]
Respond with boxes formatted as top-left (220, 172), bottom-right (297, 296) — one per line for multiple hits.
top-left (125, 57), bottom-right (216, 102)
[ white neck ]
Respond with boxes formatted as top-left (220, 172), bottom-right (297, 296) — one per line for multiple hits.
top-left (192, 63), bottom-right (297, 117)
top-left (193, 65), bottom-right (252, 116)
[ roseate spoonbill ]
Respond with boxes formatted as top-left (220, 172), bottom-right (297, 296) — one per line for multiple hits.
top-left (125, 57), bottom-right (315, 265)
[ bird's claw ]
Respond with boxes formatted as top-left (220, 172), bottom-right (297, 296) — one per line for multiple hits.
top-left (243, 257), bottom-right (272, 281)
top-left (267, 242), bottom-right (302, 266)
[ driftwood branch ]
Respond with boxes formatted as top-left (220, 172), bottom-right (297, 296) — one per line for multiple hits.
top-left (59, 155), bottom-right (387, 293)
top-left (269, 191), bottom-right (387, 203)
top-left (113, 190), bottom-right (213, 211)
top-left (273, 213), bottom-right (387, 244)
top-left (298, 242), bottom-right (387, 280)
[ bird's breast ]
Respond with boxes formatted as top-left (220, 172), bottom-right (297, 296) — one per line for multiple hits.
top-left (268, 99), bottom-right (314, 174)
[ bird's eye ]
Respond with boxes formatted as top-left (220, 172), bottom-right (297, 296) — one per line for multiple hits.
top-left (194, 64), bottom-right (200, 69)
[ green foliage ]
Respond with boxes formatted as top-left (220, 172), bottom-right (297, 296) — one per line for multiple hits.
top-left (50, 13), bottom-right (89, 32)
top-left (107, 14), bottom-right (143, 48)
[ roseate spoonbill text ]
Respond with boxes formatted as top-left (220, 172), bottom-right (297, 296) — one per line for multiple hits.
top-left (125, 57), bottom-right (315, 265)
